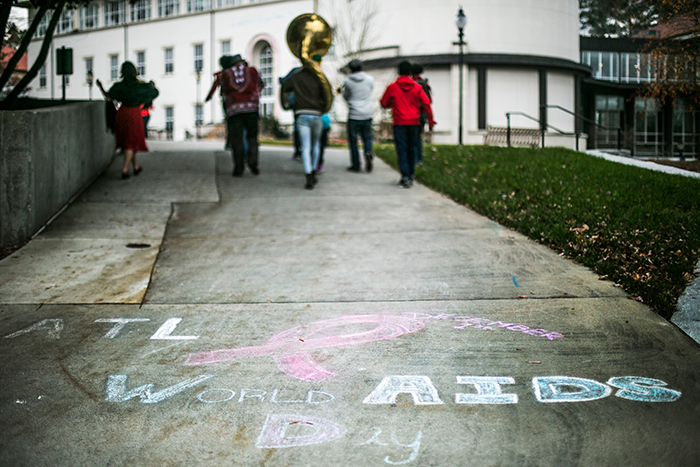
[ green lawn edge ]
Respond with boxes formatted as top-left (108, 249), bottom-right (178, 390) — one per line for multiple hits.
top-left (374, 143), bottom-right (700, 319)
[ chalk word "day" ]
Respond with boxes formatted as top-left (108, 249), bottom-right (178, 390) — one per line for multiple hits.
top-left (104, 374), bottom-right (681, 406)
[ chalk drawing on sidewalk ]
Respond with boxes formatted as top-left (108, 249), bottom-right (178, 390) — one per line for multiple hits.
top-left (455, 376), bottom-right (518, 404)
top-left (356, 427), bottom-right (423, 465)
top-left (105, 374), bottom-right (214, 404)
top-left (184, 315), bottom-right (425, 381)
top-left (363, 375), bottom-right (444, 405)
top-left (256, 414), bottom-right (346, 449)
top-left (401, 313), bottom-right (564, 340)
top-left (4, 319), bottom-right (64, 340)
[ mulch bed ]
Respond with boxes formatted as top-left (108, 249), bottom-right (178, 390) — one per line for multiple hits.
top-left (650, 159), bottom-right (700, 174)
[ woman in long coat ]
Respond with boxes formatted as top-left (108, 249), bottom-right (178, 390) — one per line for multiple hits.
top-left (98, 62), bottom-right (159, 178)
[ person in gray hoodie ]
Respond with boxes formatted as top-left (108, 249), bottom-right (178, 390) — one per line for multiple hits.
top-left (341, 59), bottom-right (375, 173)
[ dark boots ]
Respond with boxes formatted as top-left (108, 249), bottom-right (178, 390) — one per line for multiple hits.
top-left (304, 172), bottom-right (318, 190)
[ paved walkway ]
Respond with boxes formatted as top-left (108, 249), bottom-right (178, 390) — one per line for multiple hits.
top-left (1, 141), bottom-right (699, 466)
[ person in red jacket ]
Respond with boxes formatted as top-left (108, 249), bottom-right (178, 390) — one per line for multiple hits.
top-left (380, 61), bottom-right (435, 188)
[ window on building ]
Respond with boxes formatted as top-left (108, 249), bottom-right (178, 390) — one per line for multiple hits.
top-left (259, 44), bottom-right (272, 97)
top-left (635, 98), bottom-right (664, 157)
top-left (257, 42), bottom-right (273, 116)
top-left (136, 51), bottom-right (146, 76)
top-left (39, 64), bottom-right (47, 88)
top-left (195, 104), bottom-right (203, 126)
top-left (104, 1), bottom-right (126, 26)
top-left (80, 4), bottom-right (99, 30)
top-left (581, 51), bottom-right (619, 82)
top-left (673, 99), bottom-right (698, 158)
top-left (164, 48), bottom-right (174, 74)
top-left (218, 0), bottom-right (242, 6)
top-left (85, 57), bottom-right (94, 81)
top-left (57, 9), bottom-right (74, 34)
top-left (131, 0), bottom-right (151, 22)
top-left (594, 95), bottom-right (624, 148)
top-left (165, 106), bottom-right (175, 140)
top-left (158, 0), bottom-right (179, 17)
top-left (188, 0), bottom-right (210, 12)
top-left (221, 40), bottom-right (230, 56)
top-left (36, 12), bottom-right (52, 37)
top-left (110, 54), bottom-right (119, 80)
top-left (194, 44), bottom-right (203, 72)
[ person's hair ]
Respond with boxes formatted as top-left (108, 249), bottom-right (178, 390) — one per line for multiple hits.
top-left (120, 61), bottom-right (138, 83)
top-left (411, 63), bottom-right (424, 75)
top-left (220, 55), bottom-right (236, 69)
top-left (348, 59), bottom-right (362, 73)
top-left (398, 61), bottom-right (412, 76)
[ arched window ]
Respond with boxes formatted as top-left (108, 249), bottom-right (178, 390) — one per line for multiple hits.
top-left (256, 42), bottom-right (274, 117)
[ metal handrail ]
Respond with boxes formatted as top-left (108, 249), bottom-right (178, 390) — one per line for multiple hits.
top-left (505, 111), bottom-right (573, 149)
top-left (544, 105), bottom-right (622, 151)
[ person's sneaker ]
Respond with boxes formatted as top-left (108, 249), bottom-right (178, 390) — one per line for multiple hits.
top-left (249, 165), bottom-right (260, 176)
top-left (364, 152), bottom-right (374, 173)
top-left (346, 166), bottom-right (361, 173)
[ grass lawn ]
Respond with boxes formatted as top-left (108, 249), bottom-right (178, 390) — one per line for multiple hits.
top-left (374, 144), bottom-right (700, 319)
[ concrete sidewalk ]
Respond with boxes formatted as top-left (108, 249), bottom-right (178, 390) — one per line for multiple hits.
top-left (1, 141), bottom-right (699, 466)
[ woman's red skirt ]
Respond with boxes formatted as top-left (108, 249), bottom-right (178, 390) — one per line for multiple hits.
top-left (114, 105), bottom-right (148, 152)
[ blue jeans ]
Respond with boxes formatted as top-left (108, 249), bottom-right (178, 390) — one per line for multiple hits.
top-left (347, 119), bottom-right (373, 170)
top-left (297, 114), bottom-right (323, 174)
top-left (393, 125), bottom-right (421, 180)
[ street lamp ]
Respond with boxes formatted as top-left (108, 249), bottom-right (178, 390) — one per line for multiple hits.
top-left (455, 6), bottom-right (467, 146)
top-left (86, 70), bottom-right (94, 100)
top-left (196, 67), bottom-right (202, 140)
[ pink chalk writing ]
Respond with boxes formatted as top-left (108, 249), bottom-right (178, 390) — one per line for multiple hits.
top-left (184, 315), bottom-right (425, 381)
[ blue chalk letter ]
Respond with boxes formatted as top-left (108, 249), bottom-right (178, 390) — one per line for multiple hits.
top-left (607, 376), bottom-right (681, 403)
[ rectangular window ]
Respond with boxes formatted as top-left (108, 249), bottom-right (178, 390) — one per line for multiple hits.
top-left (195, 104), bottom-right (203, 125)
top-left (259, 45), bottom-right (272, 97)
top-left (164, 48), bottom-right (174, 74)
top-left (57, 9), bottom-right (74, 34)
top-left (136, 51), bottom-right (146, 76)
top-left (221, 40), bottom-right (230, 56)
top-left (104, 1), bottom-right (125, 26)
top-left (188, 0), bottom-right (210, 12)
top-left (131, 0), bottom-right (151, 22)
top-left (36, 12), bottom-right (51, 37)
top-left (110, 54), bottom-right (119, 80)
top-left (165, 106), bottom-right (175, 140)
top-left (85, 57), bottom-right (94, 81)
top-left (218, 0), bottom-right (242, 6)
top-left (39, 65), bottom-right (47, 88)
top-left (194, 44), bottom-right (203, 72)
top-left (80, 4), bottom-right (99, 30)
top-left (158, 0), bottom-right (179, 17)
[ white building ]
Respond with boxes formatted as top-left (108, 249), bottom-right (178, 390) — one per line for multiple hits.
top-left (25, 0), bottom-right (585, 147)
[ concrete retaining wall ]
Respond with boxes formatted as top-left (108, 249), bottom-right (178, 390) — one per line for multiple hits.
top-left (0, 101), bottom-right (114, 249)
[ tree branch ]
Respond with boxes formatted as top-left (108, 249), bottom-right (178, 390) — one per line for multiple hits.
top-left (0, 0), bottom-right (52, 92)
top-left (1, 0), bottom-right (66, 109)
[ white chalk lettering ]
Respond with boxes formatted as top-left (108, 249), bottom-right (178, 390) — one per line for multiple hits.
top-left (196, 388), bottom-right (236, 404)
top-left (256, 414), bottom-right (346, 449)
top-left (363, 376), bottom-right (444, 405)
top-left (356, 427), bottom-right (423, 465)
top-left (4, 319), bottom-right (64, 340)
top-left (306, 390), bottom-right (334, 404)
top-left (533, 376), bottom-right (612, 403)
top-left (105, 374), bottom-right (214, 404)
top-left (239, 389), bottom-right (266, 402)
top-left (95, 318), bottom-right (150, 338)
top-left (150, 318), bottom-right (198, 340)
top-left (607, 376), bottom-right (682, 403)
top-left (270, 389), bottom-right (306, 404)
top-left (455, 376), bottom-right (518, 404)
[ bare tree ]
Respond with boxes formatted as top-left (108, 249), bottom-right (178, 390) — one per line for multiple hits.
top-left (324, 0), bottom-right (379, 59)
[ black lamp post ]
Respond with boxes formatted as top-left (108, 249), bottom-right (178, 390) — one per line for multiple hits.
top-left (86, 70), bottom-right (94, 101)
top-left (455, 6), bottom-right (467, 146)
top-left (196, 67), bottom-right (202, 140)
